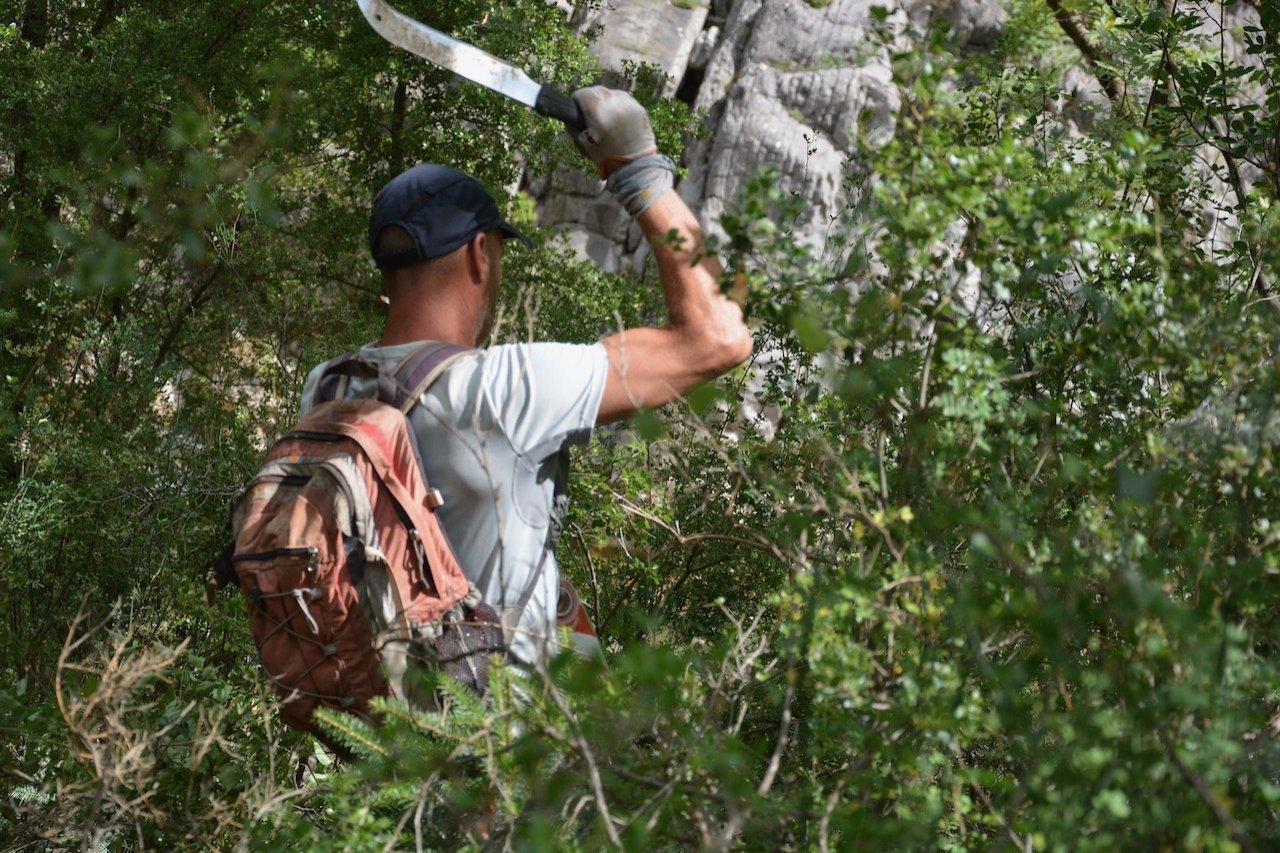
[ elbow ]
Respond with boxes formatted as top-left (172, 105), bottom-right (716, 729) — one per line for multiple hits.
top-left (700, 324), bottom-right (753, 379)
top-left (725, 327), bottom-right (754, 370)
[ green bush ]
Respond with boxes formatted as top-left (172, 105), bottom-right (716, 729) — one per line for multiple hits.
top-left (3, 0), bottom-right (1279, 849)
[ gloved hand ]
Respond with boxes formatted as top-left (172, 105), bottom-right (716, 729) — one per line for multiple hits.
top-left (572, 86), bottom-right (656, 173)
top-left (573, 86), bottom-right (675, 217)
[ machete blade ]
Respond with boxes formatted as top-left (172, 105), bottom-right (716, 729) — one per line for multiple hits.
top-left (355, 0), bottom-right (583, 129)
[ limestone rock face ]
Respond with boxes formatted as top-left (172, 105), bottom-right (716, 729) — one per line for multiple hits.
top-left (535, 0), bottom-right (1006, 269)
top-left (574, 0), bottom-right (710, 97)
top-left (536, 0), bottom-right (1260, 275)
top-left (683, 0), bottom-right (904, 250)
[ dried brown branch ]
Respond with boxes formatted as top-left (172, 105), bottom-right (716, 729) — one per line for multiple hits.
top-left (612, 491), bottom-right (791, 564)
top-left (543, 683), bottom-right (625, 847)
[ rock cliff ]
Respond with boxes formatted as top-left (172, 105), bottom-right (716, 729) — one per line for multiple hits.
top-left (535, 0), bottom-right (1006, 270)
top-left (534, 0), bottom-right (1260, 275)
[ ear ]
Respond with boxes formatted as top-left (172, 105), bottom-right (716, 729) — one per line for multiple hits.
top-left (465, 231), bottom-right (490, 285)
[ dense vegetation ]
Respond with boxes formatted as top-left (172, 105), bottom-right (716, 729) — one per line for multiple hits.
top-left (2, 0), bottom-right (1278, 849)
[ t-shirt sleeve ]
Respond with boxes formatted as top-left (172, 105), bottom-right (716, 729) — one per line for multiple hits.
top-left (478, 341), bottom-right (608, 461)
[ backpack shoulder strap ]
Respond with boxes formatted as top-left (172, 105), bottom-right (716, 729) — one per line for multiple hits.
top-left (312, 352), bottom-right (397, 406)
top-left (390, 341), bottom-right (477, 413)
top-left (310, 342), bottom-right (474, 410)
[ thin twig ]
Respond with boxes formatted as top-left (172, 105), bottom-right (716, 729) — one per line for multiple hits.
top-left (612, 492), bottom-right (790, 563)
top-left (1158, 729), bottom-right (1257, 852)
top-left (757, 667), bottom-right (795, 797)
top-left (544, 685), bottom-right (624, 847)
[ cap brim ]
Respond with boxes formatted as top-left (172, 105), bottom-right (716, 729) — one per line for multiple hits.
top-left (497, 220), bottom-right (534, 250)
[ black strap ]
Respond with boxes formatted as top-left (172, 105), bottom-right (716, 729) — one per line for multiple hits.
top-left (513, 448), bottom-right (573, 614)
top-left (212, 540), bottom-right (237, 590)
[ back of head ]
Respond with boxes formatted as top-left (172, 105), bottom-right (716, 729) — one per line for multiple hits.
top-left (368, 164), bottom-right (532, 271)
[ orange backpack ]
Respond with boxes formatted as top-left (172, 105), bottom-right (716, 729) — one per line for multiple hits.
top-left (217, 342), bottom-right (503, 737)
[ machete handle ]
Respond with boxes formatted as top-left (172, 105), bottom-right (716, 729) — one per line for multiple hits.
top-left (535, 85), bottom-right (586, 134)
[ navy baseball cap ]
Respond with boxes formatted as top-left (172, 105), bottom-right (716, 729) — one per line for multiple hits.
top-left (369, 164), bottom-right (533, 269)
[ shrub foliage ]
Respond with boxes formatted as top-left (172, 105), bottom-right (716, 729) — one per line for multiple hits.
top-left (2, 0), bottom-right (1278, 849)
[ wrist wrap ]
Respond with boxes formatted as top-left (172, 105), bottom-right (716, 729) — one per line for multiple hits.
top-left (606, 154), bottom-right (676, 218)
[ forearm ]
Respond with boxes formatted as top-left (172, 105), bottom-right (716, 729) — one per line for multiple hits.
top-left (575, 85), bottom-right (751, 423)
top-left (636, 189), bottom-right (726, 332)
top-left (593, 191), bottom-right (751, 423)
top-left (636, 190), bottom-right (750, 374)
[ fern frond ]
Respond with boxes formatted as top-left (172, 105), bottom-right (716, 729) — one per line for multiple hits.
top-left (374, 697), bottom-right (455, 741)
top-left (436, 671), bottom-right (489, 720)
top-left (365, 778), bottom-right (421, 809)
top-left (314, 708), bottom-right (389, 759)
top-left (368, 690), bottom-right (490, 748)
top-left (9, 784), bottom-right (52, 807)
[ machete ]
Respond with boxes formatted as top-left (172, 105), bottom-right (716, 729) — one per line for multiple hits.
top-left (355, 0), bottom-right (586, 132)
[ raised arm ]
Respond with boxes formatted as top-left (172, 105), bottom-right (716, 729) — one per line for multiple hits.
top-left (571, 87), bottom-right (753, 425)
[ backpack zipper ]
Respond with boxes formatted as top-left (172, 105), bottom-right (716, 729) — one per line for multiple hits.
top-left (281, 430), bottom-right (345, 443)
top-left (233, 546), bottom-right (320, 565)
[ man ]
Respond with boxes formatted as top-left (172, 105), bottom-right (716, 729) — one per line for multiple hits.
top-left (300, 87), bottom-right (752, 667)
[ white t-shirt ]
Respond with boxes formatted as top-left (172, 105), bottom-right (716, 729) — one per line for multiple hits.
top-left (300, 340), bottom-right (609, 665)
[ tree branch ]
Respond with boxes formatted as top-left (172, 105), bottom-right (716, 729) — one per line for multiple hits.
top-left (19, 0), bottom-right (49, 48)
top-left (152, 263), bottom-right (224, 369)
top-left (90, 0), bottom-right (119, 36)
top-left (1044, 0), bottom-right (1129, 110)
top-left (1157, 729), bottom-right (1257, 853)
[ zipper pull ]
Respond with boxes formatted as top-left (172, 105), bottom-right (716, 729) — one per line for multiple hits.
top-left (407, 529), bottom-right (436, 594)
